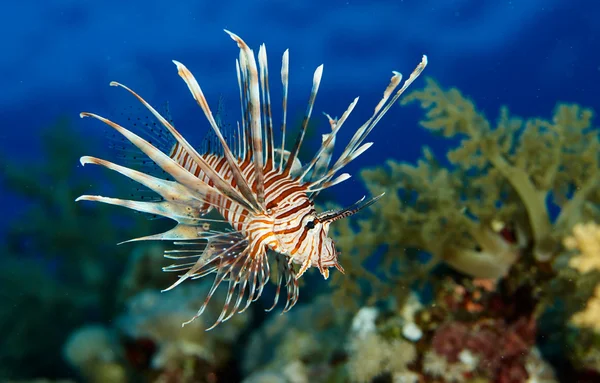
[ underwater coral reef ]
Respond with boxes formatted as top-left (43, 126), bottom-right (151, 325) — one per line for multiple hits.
top-left (328, 78), bottom-right (600, 382)
top-left (2, 78), bottom-right (600, 383)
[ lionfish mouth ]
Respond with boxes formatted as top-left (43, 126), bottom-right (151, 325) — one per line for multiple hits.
top-left (76, 29), bottom-right (427, 329)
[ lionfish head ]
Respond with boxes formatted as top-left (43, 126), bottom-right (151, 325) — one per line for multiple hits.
top-left (317, 193), bottom-right (385, 277)
top-left (298, 210), bottom-right (341, 280)
top-left (275, 193), bottom-right (384, 280)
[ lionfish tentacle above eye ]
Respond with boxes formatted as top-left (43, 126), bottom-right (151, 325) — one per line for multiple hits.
top-left (309, 57), bottom-right (427, 197)
top-left (77, 29), bottom-right (427, 328)
top-left (283, 63), bottom-right (323, 177)
top-left (300, 98), bottom-right (359, 182)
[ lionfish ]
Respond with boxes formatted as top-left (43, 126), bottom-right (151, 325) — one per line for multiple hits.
top-left (77, 31), bottom-right (426, 329)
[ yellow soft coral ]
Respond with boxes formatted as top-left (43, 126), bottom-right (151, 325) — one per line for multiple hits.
top-left (564, 222), bottom-right (600, 273)
top-left (563, 222), bottom-right (600, 331)
top-left (571, 285), bottom-right (600, 331)
top-left (359, 150), bottom-right (522, 279)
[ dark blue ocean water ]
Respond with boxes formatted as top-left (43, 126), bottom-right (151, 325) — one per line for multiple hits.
top-left (1, 0), bottom-right (597, 232)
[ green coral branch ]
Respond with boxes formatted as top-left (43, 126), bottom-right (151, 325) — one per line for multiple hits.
top-left (485, 150), bottom-right (552, 259)
top-left (328, 79), bottom-right (598, 306)
top-left (556, 173), bottom-right (600, 233)
top-left (401, 78), bottom-right (599, 263)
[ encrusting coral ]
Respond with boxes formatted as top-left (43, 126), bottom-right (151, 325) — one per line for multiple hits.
top-left (346, 307), bottom-right (417, 383)
top-left (403, 79), bottom-right (599, 258)
top-left (117, 281), bottom-right (250, 370)
top-left (242, 294), bottom-right (353, 383)
top-left (62, 279), bottom-right (250, 383)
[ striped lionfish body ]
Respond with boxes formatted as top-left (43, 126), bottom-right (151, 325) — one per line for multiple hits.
top-left (78, 31), bottom-right (427, 329)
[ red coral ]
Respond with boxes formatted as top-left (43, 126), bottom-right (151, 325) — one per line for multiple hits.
top-left (497, 360), bottom-right (528, 383)
top-left (509, 316), bottom-right (536, 351)
top-left (431, 322), bottom-right (469, 363)
top-left (430, 316), bottom-right (536, 382)
top-left (465, 324), bottom-right (502, 373)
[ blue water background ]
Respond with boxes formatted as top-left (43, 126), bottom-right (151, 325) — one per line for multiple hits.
top-left (0, 0), bottom-right (598, 242)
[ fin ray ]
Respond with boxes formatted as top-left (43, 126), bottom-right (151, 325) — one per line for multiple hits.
top-left (170, 63), bottom-right (260, 211)
top-left (284, 64), bottom-right (324, 176)
top-left (225, 30), bottom-right (266, 208)
top-left (80, 112), bottom-right (255, 212)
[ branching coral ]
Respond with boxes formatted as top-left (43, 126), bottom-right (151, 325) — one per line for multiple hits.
top-left (360, 149), bottom-right (524, 280)
top-left (328, 198), bottom-right (431, 310)
top-left (336, 78), bottom-right (599, 284)
top-left (571, 284), bottom-right (600, 331)
top-left (326, 79), bottom-right (599, 380)
top-left (399, 78), bottom-right (600, 264)
top-left (328, 210), bottom-right (395, 308)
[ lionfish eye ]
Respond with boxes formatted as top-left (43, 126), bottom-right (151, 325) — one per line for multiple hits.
top-left (305, 220), bottom-right (316, 230)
